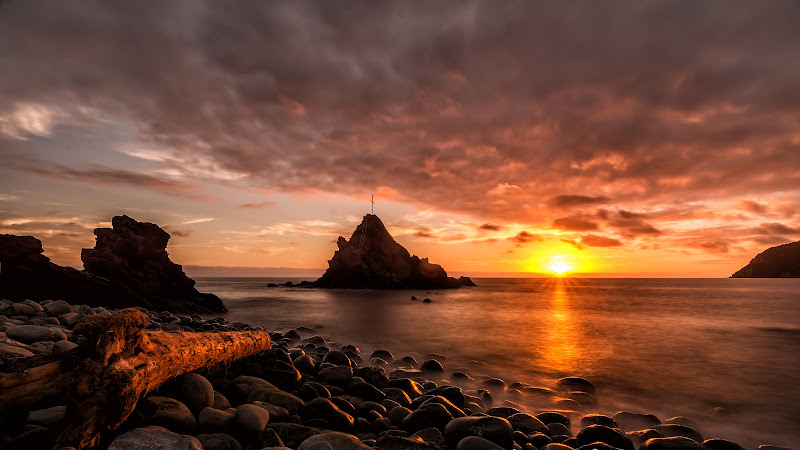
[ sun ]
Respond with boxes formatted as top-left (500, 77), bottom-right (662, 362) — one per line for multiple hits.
top-left (547, 255), bottom-right (573, 276)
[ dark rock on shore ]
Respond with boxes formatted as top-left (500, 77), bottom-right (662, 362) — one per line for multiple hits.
top-left (82, 215), bottom-right (226, 312)
top-left (314, 214), bottom-right (476, 289)
top-left (0, 215), bottom-right (225, 312)
top-left (730, 240), bottom-right (800, 277)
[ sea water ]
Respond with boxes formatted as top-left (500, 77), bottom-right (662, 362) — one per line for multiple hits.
top-left (194, 277), bottom-right (800, 448)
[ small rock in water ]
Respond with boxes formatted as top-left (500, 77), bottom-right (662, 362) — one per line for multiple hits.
top-left (580, 413), bottom-right (617, 428)
top-left (613, 411), bottom-right (662, 431)
top-left (556, 376), bottom-right (596, 395)
top-left (652, 424), bottom-right (703, 443)
top-left (576, 424), bottom-right (634, 450)
top-left (701, 439), bottom-right (745, 450)
top-left (108, 426), bottom-right (203, 450)
top-left (422, 298), bottom-right (432, 303)
top-left (420, 359), bottom-right (444, 372)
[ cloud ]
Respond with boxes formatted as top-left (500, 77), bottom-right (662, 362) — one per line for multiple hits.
top-left (548, 195), bottom-right (611, 208)
top-left (168, 229), bottom-right (191, 237)
top-left (740, 200), bottom-right (768, 214)
top-left (509, 231), bottom-right (541, 244)
top-left (182, 218), bottom-right (215, 225)
top-left (0, 1), bottom-right (798, 250)
top-left (479, 223), bottom-right (503, 231)
top-left (552, 215), bottom-right (600, 231)
top-left (239, 201), bottom-right (277, 209)
top-left (751, 222), bottom-right (800, 235)
top-left (223, 246), bottom-right (276, 255)
top-left (0, 194), bottom-right (19, 201)
top-left (686, 239), bottom-right (731, 254)
top-left (561, 239), bottom-right (584, 251)
top-left (580, 234), bottom-right (623, 247)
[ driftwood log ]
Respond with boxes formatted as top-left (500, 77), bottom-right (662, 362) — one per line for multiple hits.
top-left (0, 309), bottom-right (271, 448)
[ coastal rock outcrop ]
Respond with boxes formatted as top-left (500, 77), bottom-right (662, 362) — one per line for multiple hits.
top-left (314, 214), bottom-right (475, 289)
top-left (0, 215), bottom-right (225, 312)
top-left (82, 215), bottom-right (225, 312)
top-left (730, 241), bottom-right (800, 278)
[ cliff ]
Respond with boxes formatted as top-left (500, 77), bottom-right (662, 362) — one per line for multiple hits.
top-left (315, 214), bottom-right (475, 289)
top-left (730, 241), bottom-right (800, 278)
top-left (0, 215), bottom-right (226, 312)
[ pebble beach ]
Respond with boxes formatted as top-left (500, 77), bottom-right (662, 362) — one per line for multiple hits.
top-left (0, 298), bottom-right (793, 450)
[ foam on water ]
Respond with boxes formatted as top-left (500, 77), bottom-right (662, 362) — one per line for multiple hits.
top-left (195, 277), bottom-right (800, 448)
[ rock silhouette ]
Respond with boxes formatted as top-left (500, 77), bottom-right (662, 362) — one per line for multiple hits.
top-left (315, 214), bottom-right (475, 289)
top-left (0, 215), bottom-right (226, 312)
top-left (730, 240), bottom-right (800, 278)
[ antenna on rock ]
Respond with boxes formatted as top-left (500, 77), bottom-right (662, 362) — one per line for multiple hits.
top-left (371, 194), bottom-right (375, 215)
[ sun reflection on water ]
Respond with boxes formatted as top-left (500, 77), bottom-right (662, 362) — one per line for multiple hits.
top-left (541, 277), bottom-right (583, 374)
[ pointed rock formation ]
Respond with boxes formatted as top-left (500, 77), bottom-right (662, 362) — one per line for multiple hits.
top-left (81, 215), bottom-right (226, 312)
top-left (315, 214), bottom-right (475, 289)
top-left (0, 215), bottom-right (225, 312)
top-left (730, 240), bottom-right (800, 278)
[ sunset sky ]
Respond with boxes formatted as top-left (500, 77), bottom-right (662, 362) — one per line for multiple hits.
top-left (1, 1), bottom-right (799, 277)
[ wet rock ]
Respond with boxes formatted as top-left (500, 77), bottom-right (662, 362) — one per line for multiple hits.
top-left (387, 378), bottom-right (424, 398)
top-left (298, 431), bottom-right (373, 449)
top-left (487, 407), bottom-right (521, 418)
top-left (198, 407), bottom-right (235, 433)
top-left (444, 415), bottom-right (514, 449)
top-left (196, 433), bottom-right (242, 450)
top-left (556, 377), bottom-right (596, 395)
top-left (134, 396), bottom-right (196, 434)
top-left (628, 429), bottom-right (663, 447)
top-left (235, 403), bottom-right (270, 434)
top-left (613, 411), bottom-right (661, 431)
top-left (302, 398), bottom-right (356, 430)
top-left (43, 300), bottom-right (73, 316)
top-left (411, 426), bottom-right (445, 446)
top-left (322, 350), bottom-right (352, 367)
top-left (371, 349), bottom-right (394, 362)
top-left (455, 435), bottom-right (506, 449)
top-left (108, 426), bottom-right (202, 450)
top-left (171, 373), bottom-right (214, 414)
top-left (267, 423), bottom-right (321, 448)
top-left (263, 359), bottom-right (302, 391)
top-left (259, 427), bottom-right (286, 447)
top-left (388, 406), bottom-right (412, 426)
top-left (249, 389), bottom-right (305, 415)
top-left (652, 424), bottom-right (703, 443)
top-left (544, 444), bottom-right (574, 450)
top-left (701, 439), bottom-right (745, 450)
top-left (383, 387), bottom-right (412, 407)
top-left (374, 434), bottom-right (439, 449)
top-left (581, 414), bottom-right (617, 428)
top-left (547, 422), bottom-right (571, 437)
top-left (421, 395), bottom-right (466, 418)
top-left (507, 413), bottom-right (549, 435)
top-left (568, 391), bottom-right (597, 406)
top-left (294, 355), bottom-right (317, 374)
top-left (213, 391), bottom-right (231, 410)
top-left (299, 382), bottom-right (332, 401)
top-left (535, 412), bottom-right (571, 429)
top-left (420, 359), bottom-right (444, 372)
top-left (402, 402), bottom-right (454, 433)
top-left (576, 424), bottom-right (634, 450)
top-left (529, 433), bottom-right (552, 448)
top-left (576, 443), bottom-right (623, 450)
top-left (319, 365), bottom-right (354, 385)
top-left (350, 381), bottom-right (387, 402)
top-left (640, 436), bottom-right (703, 449)
top-left (5, 325), bottom-right (66, 343)
top-left (232, 375), bottom-right (277, 404)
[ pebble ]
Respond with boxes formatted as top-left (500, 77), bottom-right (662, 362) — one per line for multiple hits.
top-left (576, 424), bottom-right (635, 450)
top-left (5, 325), bottom-right (67, 343)
top-left (297, 432), bottom-right (372, 449)
top-left (172, 373), bottom-right (215, 414)
top-left (234, 403), bottom-right (270, 433)
top-left (198, 407), bottom-right (235, 433)
top-left (444, 415), bottom-right (514, 449)
top-left (135, 396), bottom-right (197, 434)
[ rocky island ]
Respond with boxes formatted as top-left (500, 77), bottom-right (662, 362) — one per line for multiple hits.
top-left (730, 240), bottom-right (800, 278)
top-left (0, 215), bottom-right (225, 313)
top-left (315, 214), bottom-right (475, 289)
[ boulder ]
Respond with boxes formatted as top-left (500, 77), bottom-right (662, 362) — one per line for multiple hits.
top-left (298, 432), bottom-right (372, 449)
top-left (444, 415), bottom-right (514, 449)
top-left (314, 214), bottom-right (476, 289)
top-left (640, 436), bottom-right (703, 449)
top-left (108, 426), bottom-right (202, 449)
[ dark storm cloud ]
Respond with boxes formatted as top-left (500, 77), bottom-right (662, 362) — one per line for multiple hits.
top-left (1, 0), bottom-right (799, 250)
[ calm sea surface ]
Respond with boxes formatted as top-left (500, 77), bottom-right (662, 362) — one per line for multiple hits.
top-left (194, 277), bottom-right (800, 448)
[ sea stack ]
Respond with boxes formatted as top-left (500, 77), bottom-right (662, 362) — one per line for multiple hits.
top-left (730, 240), bottom-right (800, 278)
top-left (315, 214), bottom-right (476, 289)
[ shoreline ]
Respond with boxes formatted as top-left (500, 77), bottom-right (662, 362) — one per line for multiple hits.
top-left (1, 298), bottom-right (793, 450)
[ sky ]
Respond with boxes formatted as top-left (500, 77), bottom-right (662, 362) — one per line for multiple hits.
top-left (1, 1), bottom-right (799, 277)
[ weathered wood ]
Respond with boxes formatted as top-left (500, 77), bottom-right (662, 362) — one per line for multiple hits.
top-left (0, 309), bottom-right (271, 448)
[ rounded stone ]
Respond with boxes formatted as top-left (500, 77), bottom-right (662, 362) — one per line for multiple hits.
top-left (444, 415), bottom-right (514, 449)
top-left (172, 373), bottom-right (214, 414)
top-left (108, 426), bottom-right (202, 449)
top-left (455, 435), bottom-right (505, 449)
top-left (5, 325), bottom-right (67, 343)
top-left (581, 413), bottom-right (618, 428)
top-left (641, 436), bottom-right (703, 450)
top-left (420, 359), bottom-right (444, 372)
top-left (371, 349), bottom-right (394, 362)
top-left (319, 365), bottom-right (354, 385)
top-left (544, 445), bottom-right (574, 450)
top-left (653, 424), bottom-right (704, 443)
top-left (556, 377), bottom-right (596, 395)
top-left (249, 389), bottom-right (305, 415)
top-left (231, 375), bottom-right (277, 404)
top-left (44, 300), bottom-right (73, 316)
top-left (701, 439), bottom-right (746, 450)
top-left (213, 391), bottom-right (231, 410)
top-left (53, 340), bottom-right (79, 353)
top-left (548, 422), bottom-right (571, 437)
top-left (298, 432), bottom-right (372, 449)
top-left (388, 406), bottom-right (412, 426)
top-left (613, 411), bottom-right (661, 431)
top-left (535, 411), bottom-right (571, 428)
top-left (321, 350), bottom-right (352, 367)
top-left (135, 396), bottom-right (196, 434)
top-left (196, 433), bottom-right (242, 450)
top-left (198, 407), bottom-right (235, 433)
top-left (235, 404), bottom-right (270, 434)
top-left (576, 424), bottom-right (635, 450)
top-left (302, 397), bottom-right (355, 430)
top-left (402, 402), bottom-right (454, 433)
top-left (507, 413), bottom-right (549, 435)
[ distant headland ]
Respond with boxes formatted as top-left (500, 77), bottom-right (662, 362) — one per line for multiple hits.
top-left (730, 240), bottom-right (800, 278)
top-left (314, 214), bottom-right (475, 289)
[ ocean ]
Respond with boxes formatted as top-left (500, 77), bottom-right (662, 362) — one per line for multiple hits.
top-left (194, 277), bottom-right (800, 448)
